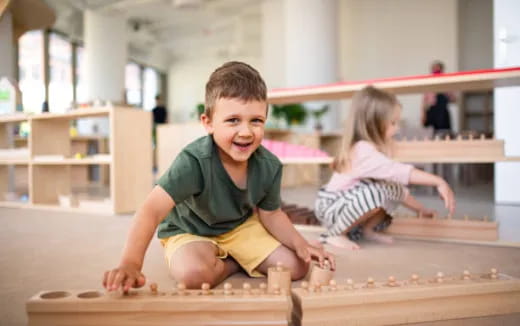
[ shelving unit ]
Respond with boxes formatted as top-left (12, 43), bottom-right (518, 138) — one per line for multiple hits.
top-left (0, 106), bottom-right (152, 214)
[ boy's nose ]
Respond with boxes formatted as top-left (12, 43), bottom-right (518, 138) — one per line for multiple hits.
top-left (238, 124), bottom-right (253, 136)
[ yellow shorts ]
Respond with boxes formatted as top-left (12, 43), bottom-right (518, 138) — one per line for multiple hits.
top-left (160, 215), bottom-right (281, 277)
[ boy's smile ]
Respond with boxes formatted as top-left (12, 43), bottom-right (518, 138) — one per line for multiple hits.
top-left (201, 97), bottom-right (267, 167)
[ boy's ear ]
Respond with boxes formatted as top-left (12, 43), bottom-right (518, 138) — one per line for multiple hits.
top-left (200, 113), bottom-right (214, 134)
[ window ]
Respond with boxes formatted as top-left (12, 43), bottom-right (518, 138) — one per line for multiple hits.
top-left (18, 31), bottom-right (45, 113)
top-left (76, 45), bottom-right (87, 104)
top-left (125, 62), bottom-right (142, 107)
top-left (48, 33), bottom-right (73, 113)
top-left (143, 67), bottom-right (159, 111)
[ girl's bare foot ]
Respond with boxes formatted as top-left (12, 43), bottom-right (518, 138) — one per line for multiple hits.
top-left (324, 236), bottom-right (360, 250)
top-left (364, 231), bottom-right (394, 244)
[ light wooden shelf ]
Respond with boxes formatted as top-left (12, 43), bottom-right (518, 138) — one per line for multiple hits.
top-left (0, 201), bottom-right (30, 209)
top-left (31, 157), bottom-right (112, 165)
top-left (0, 106), bottom-right (152, 214)
top-left (280, 157), bottom-right (333, 165)
top-left (30, 107), bottom-right (111, 120)
top-left (0, 159), bottom-right (30, 165)
top-left (0, 113), bottom-right (30, 123)
top-left (268, 67), bottom-right (520, 104)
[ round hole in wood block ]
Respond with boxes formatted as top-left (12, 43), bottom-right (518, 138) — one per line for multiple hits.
top-left (40, 291), bottom-right (71, 299)
top-left (77, 291), bottom-right (103, 299)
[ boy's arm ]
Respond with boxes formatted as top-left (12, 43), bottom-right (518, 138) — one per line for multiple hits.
top-left (257, 208), bottom-right (335, 270)
top-left (104, 186), bottom-right (175, 292)
top-left (409, 168), bottom-right (455, 215)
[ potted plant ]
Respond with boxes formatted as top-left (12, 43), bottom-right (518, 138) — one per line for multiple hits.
top-left (272, 103), bottom-right (308, 127)
top-left (311, 105), bottom-right (329, 131)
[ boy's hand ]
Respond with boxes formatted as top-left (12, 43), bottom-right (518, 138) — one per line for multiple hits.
top-left (417, 208), bottom-right (437, 218)
top-left (436, 180), bottom-right (455, 216)
top-left (103, 264), bottom-right (146, 293)
top-left (295, 242), bottom-right (336, 271)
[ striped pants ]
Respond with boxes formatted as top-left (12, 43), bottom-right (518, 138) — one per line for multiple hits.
top-left (314, 179), bottom-right (407, 241)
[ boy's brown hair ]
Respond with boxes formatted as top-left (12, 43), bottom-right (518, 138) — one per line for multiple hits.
top-left (204, 61), bottom-right (267, 117)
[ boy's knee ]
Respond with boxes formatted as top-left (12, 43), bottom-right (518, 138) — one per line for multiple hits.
top-left (170, 262), bottom-right (216, 288)
top-left (283, 256), bottom-right (309, 281)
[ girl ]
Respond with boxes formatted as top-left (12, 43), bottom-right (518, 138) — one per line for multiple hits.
top-left (315, 86), bottom-right (455, 249)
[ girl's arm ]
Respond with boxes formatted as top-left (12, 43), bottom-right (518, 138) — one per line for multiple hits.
top-left (409, 168), bottom-right (455, 215)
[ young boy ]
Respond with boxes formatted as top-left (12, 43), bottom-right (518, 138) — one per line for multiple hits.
top-left (103, 62), bottom-right (335, 292)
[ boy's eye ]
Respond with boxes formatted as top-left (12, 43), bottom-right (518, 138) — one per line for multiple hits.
top-left (226, 118), bottom-right (239, 123)
top-left (252, 118), bottom-right (264, 124)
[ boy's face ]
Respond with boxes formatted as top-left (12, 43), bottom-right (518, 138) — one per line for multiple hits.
top-left (201, 97), bottom-right (267, 165)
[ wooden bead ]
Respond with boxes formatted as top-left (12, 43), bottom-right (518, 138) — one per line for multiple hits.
top-left (259, 282), bottom-right (267, 293)
top-left (223, 283), bottom-right (232, 295)
top-left (149, 282), bottom-right (158, 295)
top-left (463, 270), bottom-right (471, 280)
top-left (177, 282), bottom-right (186, 295)
top-left (387, 276), bottom-right (396, 286)
top-left (491, 268), bottom-right (498, 279)
top-left (201, 282), bottom-right (210, 295)
top-left (346, 278), bottom-right (354, 289)
top-left (329, 279), bottom-right (337, 291)
top-left (436, 272), bottom-right (444, 283)
top-left (301, 281), bottom-right (309, 291)
top-left (242, 282), bottom-right (251, 295)
top-left (411, 274), bottom-right (419, 284)
top-left (367, 277), bottom-right (375, 287)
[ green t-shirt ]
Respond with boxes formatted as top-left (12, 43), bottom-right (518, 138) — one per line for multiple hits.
top-left (156, 135), bottom-right (282, 238)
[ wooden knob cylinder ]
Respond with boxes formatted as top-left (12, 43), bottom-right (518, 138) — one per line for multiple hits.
top-left (267, 264), bottom-right (291, 294)
top-left (308, 262), bottom-right (334, 287)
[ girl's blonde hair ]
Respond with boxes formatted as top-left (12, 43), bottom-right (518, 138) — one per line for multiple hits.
top-left (332, 86), bottom-right (400, 173)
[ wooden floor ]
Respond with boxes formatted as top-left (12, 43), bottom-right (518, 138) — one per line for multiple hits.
top-left (1, 205), bottom-right (520, 326)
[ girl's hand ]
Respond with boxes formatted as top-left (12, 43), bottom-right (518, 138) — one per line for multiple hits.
top-left (295, 243), bottom-right (336, 271)
top-left (436, 181), bottom-right (456, 216)
top-left (417, 208), bottom-right (437, 218)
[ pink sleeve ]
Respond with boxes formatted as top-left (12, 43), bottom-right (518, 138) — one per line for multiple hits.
top-left (351, 141), bottom-right (413, 184)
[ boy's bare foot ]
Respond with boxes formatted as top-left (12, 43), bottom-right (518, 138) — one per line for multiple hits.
top-left (364, 231), bottom-right (394, 244)
top-left (324, 236), bottom-right (360, 250)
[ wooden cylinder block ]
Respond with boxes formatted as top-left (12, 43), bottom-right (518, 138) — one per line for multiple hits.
top-left (308, 262), bottom-right (334, 287)
top-left (267, 263), bottom-right (291, 294)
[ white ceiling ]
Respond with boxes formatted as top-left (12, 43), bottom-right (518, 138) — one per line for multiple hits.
top-left (43, 0), bottom-right (262, 61)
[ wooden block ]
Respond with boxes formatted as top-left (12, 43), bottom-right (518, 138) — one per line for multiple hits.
top-left (386, 215), bottom-right (498, 241)
top-left (308, 260), bottom-right (334, 287)
top-left (27, 284), bottom-right (290, 326)
top-left (291, 271), bottom-right (520, 326)
top-left (268, 262), bottom-right (292, 295)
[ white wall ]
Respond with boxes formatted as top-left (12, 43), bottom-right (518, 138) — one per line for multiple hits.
top-left (494, 0), bottom-right (520, 204)
top-left (0, 11), bottom-right (14, 80)
top-left (261, 0), bottom-right (286, 89)
top-left (338, 0), bottom-right (459, 129)
top-left (458, 0), bottom-right (493, 71)
top-left (168, 56), bottom-right (261, 123)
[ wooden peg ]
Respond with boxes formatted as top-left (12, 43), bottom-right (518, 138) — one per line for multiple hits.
top-left (259, 282), bottom-right (267, 294)
top-left (329, 279), bottom-right (337, 291)
top-left (223, 283), bottom-right (233, 295)
top-left (411, 274), bottom-right (419, 284)
top-left (149, 282), bottom-right (158, 295)
top-left (435, 135), bottom-right (440, 141)
top-left (462, 270), bottom-right (471, 280)
top-left (483, 215), bottom-right (489, 222)
top-left (242, 282), bottom-right (251, 295)
top-left (468, 133), bottom-right (474, 140)
top-left (311, 282), bottom-right (321, 293)
top-left (444, 134), bottom-right (450, 141)
top-left (301, 281), bottom-right (309, 292)
top-left (387, 276), bottom-right (397, 287)
top-left (456, 134), bottom-right (462, 141)
top-left (268, 262), bottom-right (291, 294)
top-left (436, 272), bottom-right (444, 283)
top-left (367, 277), bottom-right (375, 288)
top-left (480, 134), bottom-right (486, 140)
top-left (201, 282), bottom-right (211, 295)
top-left (464, 214), bottom-right (469, 221)
top-left (490, 268), bottom-right (498, 280)
top-left (346, 278), bottom-right (354, 289)
top-left (177, 282), bottom-right (187, 296)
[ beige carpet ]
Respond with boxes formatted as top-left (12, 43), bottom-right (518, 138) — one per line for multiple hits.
top-left (1, 207), bottom-right (520, 326)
